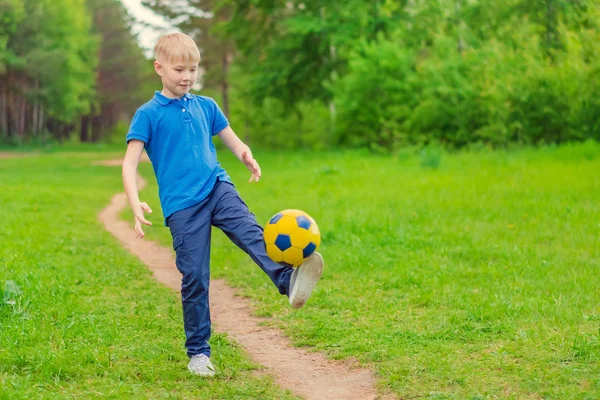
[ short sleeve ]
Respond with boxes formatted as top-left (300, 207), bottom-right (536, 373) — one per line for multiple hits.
top-left (126, 108), bottom-right (151, 144)
top-left (210, 99), bottom-right (229, 136)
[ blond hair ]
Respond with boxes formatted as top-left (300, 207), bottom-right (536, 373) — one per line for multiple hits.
top-left (154, 32), bottom-right (201, 64)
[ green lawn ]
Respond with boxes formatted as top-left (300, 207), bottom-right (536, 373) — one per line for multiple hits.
top-left (2, 142), bottom-right (600, 399)
top-left (0, 153), bottom-right (298, 399)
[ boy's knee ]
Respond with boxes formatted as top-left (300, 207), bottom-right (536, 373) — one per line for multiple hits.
top-left (181, 267), bottom-right (210, 292)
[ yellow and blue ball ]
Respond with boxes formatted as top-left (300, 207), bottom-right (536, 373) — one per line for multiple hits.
top-left (263, 209), bottom-right (321, 267)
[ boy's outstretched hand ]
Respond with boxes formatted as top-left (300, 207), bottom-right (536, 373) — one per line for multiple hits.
top-left (134, 201), bottom-right (153, 238)
top-left (242, 151), bottom-right (261, 183)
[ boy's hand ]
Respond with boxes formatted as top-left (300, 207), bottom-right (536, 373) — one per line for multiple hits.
top-left (242, 151), bottom-right (261, 183)
top-left (134, 201), bottom-right (153, 238)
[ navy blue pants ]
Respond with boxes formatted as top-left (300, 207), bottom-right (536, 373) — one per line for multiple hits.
top-left (167, 180), bottom-right (293, 357)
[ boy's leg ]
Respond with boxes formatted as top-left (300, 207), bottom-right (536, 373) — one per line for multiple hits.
top-left (167, 202), bottom-right (213, 359)
top-left (210, 181), bottom-right (293, 295)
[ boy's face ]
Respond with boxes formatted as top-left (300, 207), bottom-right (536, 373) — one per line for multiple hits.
top-left (154, 58), bottom-right (199, 98)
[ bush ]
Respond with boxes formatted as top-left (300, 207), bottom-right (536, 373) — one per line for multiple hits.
top-left (330, 18), bottom-right (600, 151)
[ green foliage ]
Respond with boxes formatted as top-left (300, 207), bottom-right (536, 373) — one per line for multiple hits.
top-left (1, 0), bottom-right (151, 144)
top-left (331, 35), bottom-right (418, 149)
top-left (11, 0), bottom-right (98, 121)
top-left (208, 0), bottom-right (600, 150)
top-left (222, 0), bottom-right (402, 111)
top-left (208, 66), bottom-right (334, 151)
top-left (331, 2), bottom-right (600, 149)
top-left (0, 0), bottom-right (24, 73)
top-left (5, 0), bottom-right (600, 149)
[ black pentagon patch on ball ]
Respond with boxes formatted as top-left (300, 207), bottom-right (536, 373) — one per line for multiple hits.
top-left (269, 212), bottom-right (283, 224)
top-left (303, 242), bottom-right (317, 258)
top-left (296, 215), bottom-right (311, 230)
top-left (275, 234), bottom-right (292, 251)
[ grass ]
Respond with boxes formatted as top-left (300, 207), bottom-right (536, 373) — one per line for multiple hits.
top-left (0, 153), bottom-right (298, 399)
top-left (137, 140), bottom-right (600, 399)
top-left (2, 141), bottom-right (600, 399)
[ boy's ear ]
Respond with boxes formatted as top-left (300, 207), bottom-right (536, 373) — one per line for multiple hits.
top-left (154, 60), bottom-right (163, 76)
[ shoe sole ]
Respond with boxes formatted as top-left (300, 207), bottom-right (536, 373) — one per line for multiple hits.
top-left (190, 371), bottom-right (215, 377)
top-left (188, 367), bottom-right (216, 377)
top-left (289, 252), bottom-right (324, 309)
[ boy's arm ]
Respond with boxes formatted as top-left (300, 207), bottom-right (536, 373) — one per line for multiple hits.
top-left (218, 126), bottom-right (261, 183)
top-left (122, 139), bottom-right (153, 238)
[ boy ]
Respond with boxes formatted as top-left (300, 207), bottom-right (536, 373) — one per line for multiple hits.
top-left (121, 33), bottom-right (323, 377)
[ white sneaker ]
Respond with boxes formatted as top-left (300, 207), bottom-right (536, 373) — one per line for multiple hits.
top-left (289, 252), bottom-right (324, 309)
top-left (188, 354), bottom-right (216, 377)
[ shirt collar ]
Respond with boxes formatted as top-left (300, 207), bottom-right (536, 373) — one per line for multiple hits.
top-left (153, 91), bottom-right (193, 106)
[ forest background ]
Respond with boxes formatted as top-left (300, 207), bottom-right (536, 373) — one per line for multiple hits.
top-left (2, 0), bottom-right (600, 151)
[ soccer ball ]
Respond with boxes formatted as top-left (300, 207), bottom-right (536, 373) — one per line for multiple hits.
top-left (263, 209), bottom-right (321, 267)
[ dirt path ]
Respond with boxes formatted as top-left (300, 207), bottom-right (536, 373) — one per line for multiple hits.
top-left (0, 152), bottom-right (32, 159)
top-left (97, 160), bottom-right (391, 400)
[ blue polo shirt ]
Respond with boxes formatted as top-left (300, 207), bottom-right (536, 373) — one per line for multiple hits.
top-left (126, 91), bottom-right (231, 221)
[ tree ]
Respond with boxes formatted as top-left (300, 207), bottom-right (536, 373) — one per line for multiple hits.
top-left (83, 0), bottom-right (152, 142)
top-left (222, 0), bottom-right (404, 112)
top-left (0, 0), bottom-right (25, 136)
top-left (1, 0), bottom-right (97, 143)
top-left (143, 0), bottom-right (236, 117)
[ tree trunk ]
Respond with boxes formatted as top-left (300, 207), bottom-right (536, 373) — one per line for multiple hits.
top-left (0, 79), bottom-right (7, 139)
top-left (6, 74), bottom-right (15, 142)
top-left (18, 93), bottom-right (26, 142)
top-left (221, 51), bottom-right (231, 118)
top-left (39, 107), bottom-right (46, 145)
top-left (80, 115), bottom-right (89, 142)
top-left (32, 80), bottom-right (42, 137)
top-left (32, 100), bottom-right (39, 139)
